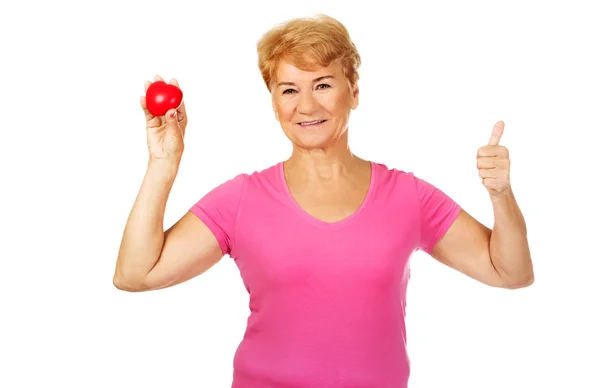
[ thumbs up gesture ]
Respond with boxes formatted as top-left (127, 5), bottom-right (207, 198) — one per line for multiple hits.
top-left (477, 121), bottom-right (511, 196)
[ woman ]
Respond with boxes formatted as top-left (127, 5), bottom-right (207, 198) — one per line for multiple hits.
top-left (113, 14), bottom-right (534, 388)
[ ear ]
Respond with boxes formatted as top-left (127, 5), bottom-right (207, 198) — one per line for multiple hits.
top-left (350, 83), bottom-right (359, 110)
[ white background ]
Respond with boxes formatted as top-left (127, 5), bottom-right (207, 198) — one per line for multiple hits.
top-left (1, 0), bottom-right (598, 387)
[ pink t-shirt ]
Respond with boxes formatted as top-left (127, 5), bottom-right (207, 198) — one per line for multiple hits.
top-left (190, 161), bottom-right (461, 388)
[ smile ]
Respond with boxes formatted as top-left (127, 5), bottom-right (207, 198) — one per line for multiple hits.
top-left (298, 120), bottom-right (326, 127)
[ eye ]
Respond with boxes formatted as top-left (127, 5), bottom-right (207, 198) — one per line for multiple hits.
top-left (316, 84), bottom-right (331, 90)
top-left (282, 89), bottom-right (297, 95)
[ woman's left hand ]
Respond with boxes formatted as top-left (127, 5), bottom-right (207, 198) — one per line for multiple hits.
top-left (477, 121), bottom-right (511, 196)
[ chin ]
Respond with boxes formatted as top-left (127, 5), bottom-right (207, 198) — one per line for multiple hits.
top-left (285, 122), bottom-right (339, 148)
top-left (291, 131), bottom-right (336, 149)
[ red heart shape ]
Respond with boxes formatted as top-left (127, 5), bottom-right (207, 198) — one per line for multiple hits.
top-left (145, 81), bottom-right (183, 117)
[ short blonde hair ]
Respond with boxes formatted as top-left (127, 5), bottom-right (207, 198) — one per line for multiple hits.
top-left (257, 14), bottom-right (361, 91)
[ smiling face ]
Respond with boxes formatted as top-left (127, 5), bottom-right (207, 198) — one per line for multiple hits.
top-left (271, 60), bottom-right (359, 150)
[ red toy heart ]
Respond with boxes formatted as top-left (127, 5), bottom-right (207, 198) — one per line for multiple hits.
top-left (145, 81), bottom-right (183, 117)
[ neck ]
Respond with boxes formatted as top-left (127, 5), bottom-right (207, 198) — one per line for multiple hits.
top-left (285, 132), bottom-right (366, 181)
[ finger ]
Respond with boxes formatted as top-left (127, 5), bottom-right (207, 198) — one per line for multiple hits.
top-left (481, 177), bottom-right (500, 190)
top-left (477, 145), bottom-right (508, 158)
top-left (170, 78), bottom-right (186, 115)
top-left (479, 169), bottom-right (496, 179)
top-left (154, 75), bottom-right (164, 82)
top-left (488, 120), bottom-right (504, 146)
top-left (479, 166), bottom-right (509, 179)
top-left (166, 108), bottom-right (184, 137)
top-left (477, 157), bottom-right (496, 169)
top-left (478, 157), bottom-right (509, 170)
top-left (176, 100), bottom-right (187, 124)
top-left (144, 80), bottom-right (152, 93)
top-left (173, 91), bottom-right (187, 136)
top-left (166, 108), bottom-right (178, 123)
top-left (176, 108), bottom-right (186, 138)
top-left (140, 96), bottom-right (154, 121)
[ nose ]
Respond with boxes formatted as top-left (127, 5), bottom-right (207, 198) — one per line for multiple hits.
top-left (297, 91), bottom-right (319, 115)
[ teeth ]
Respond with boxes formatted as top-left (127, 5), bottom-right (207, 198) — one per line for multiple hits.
top-left (300, 120), bottom-right (324, 125)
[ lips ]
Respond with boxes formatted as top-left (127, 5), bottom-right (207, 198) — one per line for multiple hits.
top-left (298, 120), bottom-right (326, 126)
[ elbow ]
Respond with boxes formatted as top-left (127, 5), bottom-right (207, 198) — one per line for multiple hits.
top-left (112, 275), bottom-right (135, 291)
top-left (502, 271), bottom-right (535, 290)
top-left (112, 272), bottom-right (149, 292)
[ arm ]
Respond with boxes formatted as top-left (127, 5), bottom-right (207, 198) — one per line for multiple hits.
top-left (431, 189), bottom-right (533, 289)
top-left (113, 161), bottom-right (223, 292)
top-left (430, 120), bottom-right (533, 289)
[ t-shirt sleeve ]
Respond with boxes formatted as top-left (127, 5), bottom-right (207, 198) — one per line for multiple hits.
top-left (189, 174), bottom-right (246, 256)
top-left (413, 174), bottom-right (462, 254)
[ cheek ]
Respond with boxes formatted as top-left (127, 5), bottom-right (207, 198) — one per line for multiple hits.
top-left (275, 100), bottom-right (295, 121)
top-left (325, 94), bottom-right (351, 117)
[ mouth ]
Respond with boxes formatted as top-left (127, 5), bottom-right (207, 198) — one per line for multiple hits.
top-left (297, 119), bottom-right (327, 127)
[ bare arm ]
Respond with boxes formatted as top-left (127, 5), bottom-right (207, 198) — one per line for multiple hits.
top-left (431, 121), bottom-right (534, 289)
top-left (113, 76), bottom-right (224, 292)
top-left (488, 188), bottom-right (533, 286)
top-left (431, 193), bottom-right (533, 289)
top-left (112, 160), bottom-right (223, 292)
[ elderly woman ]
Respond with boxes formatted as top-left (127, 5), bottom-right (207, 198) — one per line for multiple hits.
top-left (114, 14), bottom-right (533, 388)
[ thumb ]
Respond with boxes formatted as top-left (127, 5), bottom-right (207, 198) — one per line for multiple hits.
top-left (488, 120), bottom-right (505, 146)
top-left (166, 109), bottom-right (183, 137)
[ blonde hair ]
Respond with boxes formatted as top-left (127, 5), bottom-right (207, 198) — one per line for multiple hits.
top-left (257, 14), bottom-right (361, 91)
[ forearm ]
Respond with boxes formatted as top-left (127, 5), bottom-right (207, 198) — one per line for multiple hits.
top-left (114, 160), bottom-right (179, 286)
top-left (489, 187), bottom-right (534, 287)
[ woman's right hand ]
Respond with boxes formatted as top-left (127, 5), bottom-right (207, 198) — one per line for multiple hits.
top-left (141, 75), bottom-right (188, 164)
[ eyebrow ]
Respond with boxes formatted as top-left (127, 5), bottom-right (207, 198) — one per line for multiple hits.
top-left (276, 75), bottom-right (335, 88)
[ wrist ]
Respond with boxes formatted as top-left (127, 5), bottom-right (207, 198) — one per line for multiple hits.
top-left (490, 186), bottom-right (513, 202)
top-left (147, 158), bottom-right (180, 180)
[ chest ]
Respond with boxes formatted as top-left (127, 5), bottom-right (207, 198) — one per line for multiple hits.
top-left (293, 189), bottom-right (368, 224)
top-left (286, 178), bottom-right (371, 224)
top-left (233, 201), bottom-right (420, 294)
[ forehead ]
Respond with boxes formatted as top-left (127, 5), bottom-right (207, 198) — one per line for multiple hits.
top-left (275, 60), bottom-right (344, 83)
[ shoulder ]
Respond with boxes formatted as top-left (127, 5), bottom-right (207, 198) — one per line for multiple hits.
top-left (369, 160), bottom-right (421, 193)
top-left (372, 161), bottom-right (447, 189)
top-left (245, 161), bottom-right (282, 184)
top-left (372, 163), bottom-right (462, 253)
top-left (204, 161), bottom-right (283, 199)
top-left (369, 161), bottom-right (458, 217)
top-left (189, 162), bottom-right (280, 231)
